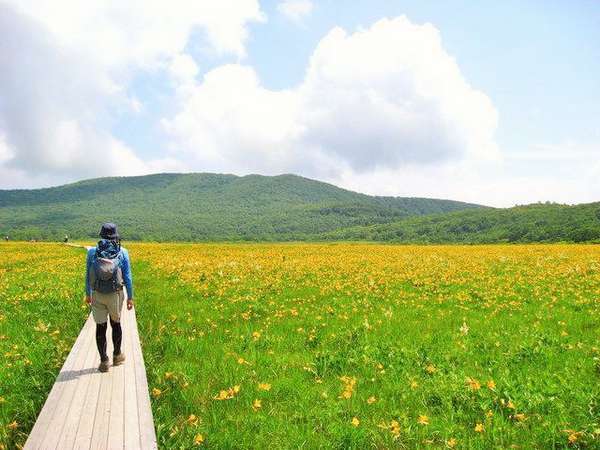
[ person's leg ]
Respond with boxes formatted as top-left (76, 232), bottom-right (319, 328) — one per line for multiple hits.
top-left (91, 292), bottom-right (110, 372)
top-left (110, 318), bottom-right (122, 355)
top-left (95, 322), bottom-right (108, 361)
top-left (108, 290), bottom-right (126, 365)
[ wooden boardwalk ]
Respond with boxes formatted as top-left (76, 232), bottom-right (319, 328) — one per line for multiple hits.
top-left (23, 300), bottom-right (157, 449)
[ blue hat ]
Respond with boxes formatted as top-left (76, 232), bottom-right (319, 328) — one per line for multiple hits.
top-left (99, 222), bottom-right (119, 239)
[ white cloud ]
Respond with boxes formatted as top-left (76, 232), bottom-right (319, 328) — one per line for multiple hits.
top-left (163, 16), bottom-right (499, 179)
top-left (0, 4), bottom-right (127, 175)
top-left (332, 159), bottom-right (600, 208)
top-left (10, 0), bottom-right (265, 65)
top-left (168, 53), bottom-right (200, 84)
top-left (0, 0), bottom-right (264, 186)
top-left (277, 0), bottom-right (314, 23)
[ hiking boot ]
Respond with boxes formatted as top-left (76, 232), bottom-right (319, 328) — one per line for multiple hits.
top-left (99, 358), bottom-right (110, 373)
top-left (113, 352), bottom-right (126, 366)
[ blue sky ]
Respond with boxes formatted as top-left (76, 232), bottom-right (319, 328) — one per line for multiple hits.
top-left (234, 0), bottom-right (600, 154)
top-left (1, 0), bottom-right (599, 206)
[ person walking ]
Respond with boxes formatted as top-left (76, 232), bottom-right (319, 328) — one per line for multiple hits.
top-left (85, 223), bottom-right (134, 372)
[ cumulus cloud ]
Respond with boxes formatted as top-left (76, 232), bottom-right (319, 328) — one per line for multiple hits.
top-left (168, 54), bottom-right (200, 84)
top-left (278, 0), bottom-right (314, 23)
top-left (0, 5), bottom-right (143, 178)
top-left (0, 0), bottom-right (264, 186)
top-left (163, 16), bottom-right (499, 179)
top-left (11, 0), bottom-right (265, 64)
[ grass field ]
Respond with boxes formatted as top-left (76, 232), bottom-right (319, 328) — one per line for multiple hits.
top-left (0, 243), bottom-right (88, 448)
top-left (1, 242), bottom-right (600, 448)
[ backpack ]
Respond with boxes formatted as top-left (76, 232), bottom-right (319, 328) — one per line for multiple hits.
top-left (90, 240), bottom-right (124, 294)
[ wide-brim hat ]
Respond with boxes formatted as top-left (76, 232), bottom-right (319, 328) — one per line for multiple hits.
top-left (99, 222), bottom-right (120, 239)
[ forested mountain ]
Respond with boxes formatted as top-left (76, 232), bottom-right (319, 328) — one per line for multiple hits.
top-left (0, 173), bottom-right (481, 241)
top-left (320, 202), bottom-right (600, 243)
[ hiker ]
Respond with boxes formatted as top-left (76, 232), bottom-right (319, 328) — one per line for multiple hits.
top-left (64, 234), bottom-right (69, 243)
top-left (85, 223), bottom-right (134, 372)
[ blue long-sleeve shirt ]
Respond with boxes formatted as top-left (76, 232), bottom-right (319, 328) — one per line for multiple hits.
top-left (86, 247), bottom-right (134, 300)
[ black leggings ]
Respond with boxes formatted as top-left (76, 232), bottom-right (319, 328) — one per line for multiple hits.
top-left (95, 319), bottom-right (122, 361)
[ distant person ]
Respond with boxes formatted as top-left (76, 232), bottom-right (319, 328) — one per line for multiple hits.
top-left (4, 235), bottom-right (7, 242)
top-left (64, 234), bottom-right (69, 243)
top-left (85, 223), bottom-right (134, 373)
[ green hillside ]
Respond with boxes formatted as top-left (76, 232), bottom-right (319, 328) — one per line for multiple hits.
top-left (321, 202), bottom-right (600, 243)
top-left (0, 173), bottom-right (480, 241)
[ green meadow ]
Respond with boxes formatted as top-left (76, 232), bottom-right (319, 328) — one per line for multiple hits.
top-left (1, 242), bottom-right (600, 448)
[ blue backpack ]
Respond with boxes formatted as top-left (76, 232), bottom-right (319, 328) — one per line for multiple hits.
top-left (91, 240), bottom-right (124, 294)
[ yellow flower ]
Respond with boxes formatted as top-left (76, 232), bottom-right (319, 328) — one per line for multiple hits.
top-left (34, 320), bottom-right (49, 332)
top-left (194, 433), bottom-right (205, 445)
top-left (214, 385), bottom-right (241, 400)
top-left (486, 379), bottom-right (496, 390)
top-left (513, 413), bottom-right (527, 422)
top-left (367, 396), bottom-right (377, 404)
top-left (258, 383), bottom-right (272, 391)
top-left (351, 417), bottom-right (360, 427)
top-left (466, 377), bottom-right (481, 391)
top-left (252, 331), bottom-right (261, 341)
top-left (252, 399), bottom-right (262, 411)
top-left (7, 421), bottom-right (18, 430)
top-left (474, 423), bottom-right (484, 433)
top-left (187, 414), bottom-right (198, 426)
top-left (425, 364), bottom-right (437, 374)
top-left (338, 376), bottom-right (357, 399)
top-left (447, 437), bottom-right (457, 448)
top-left (214, 390), bottom-right (229, 400)
top-left (151, 388), bottom-right (162, 398)
top-left (417, 415), bottom-right (430, 425)
top-left (390, 420), bottom-right (401, 439)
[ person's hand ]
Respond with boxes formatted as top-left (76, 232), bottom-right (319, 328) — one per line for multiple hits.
top-left (85, 295), bottom-right (92, 305)
top-left (127, 299), bottom-right (134, 310)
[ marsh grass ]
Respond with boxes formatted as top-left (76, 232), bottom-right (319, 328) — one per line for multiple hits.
top-left (131, 243), bottom-right (600, 449)
top-left (0, 243), bottom-right (87, 448)
top-left (1, 243), bottom-right (599, 449)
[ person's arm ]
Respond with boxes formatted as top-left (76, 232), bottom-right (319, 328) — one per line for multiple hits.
top-left (121, 248), bottom-right (134, 301)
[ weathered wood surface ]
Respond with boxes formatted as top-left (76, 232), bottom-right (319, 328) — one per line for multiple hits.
top-left (24, 298), bottom-right (157, 450)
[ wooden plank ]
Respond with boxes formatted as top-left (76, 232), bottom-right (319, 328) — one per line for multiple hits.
top-left (107, 303), bottom-right (126, 449)
top-left (54, 321), bottom-right (99, 449)
top-left (72, 245), bottom-right (105, 450)
top-left (90, 353), bottom-right (113, 450)
top-left (43, 320), bottom-right (96, 449)
top-left (123, 307), bottom-right (141, 450)
top-left (25, 280), bottom-right (157, 450)
top-left (130, 306), bottom-right (158, 449)
top-left (23, 315), bottom-right (95, 450)
top-left (72, 337), bottom-right (103, 450)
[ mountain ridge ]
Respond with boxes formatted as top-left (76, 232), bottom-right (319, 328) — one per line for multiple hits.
top-left (0, 172), bottom-right (482, 241)
top-left (320, 201), bottom-right (600, 243)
